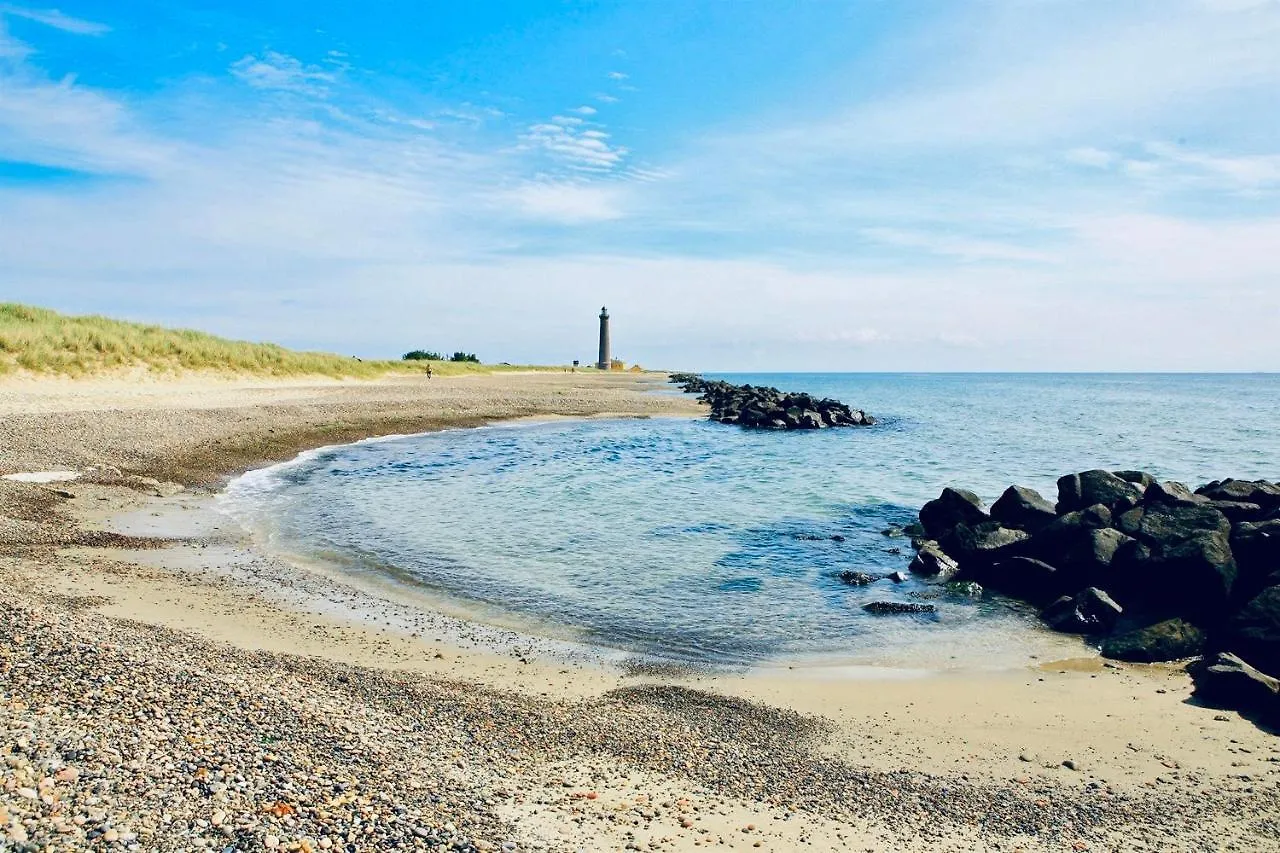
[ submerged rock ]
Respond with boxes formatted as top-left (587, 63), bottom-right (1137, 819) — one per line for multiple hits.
top-left (862, 601), bottom-right (937, 615)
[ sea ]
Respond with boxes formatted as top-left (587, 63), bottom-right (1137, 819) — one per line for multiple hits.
top-left (220, 373), bottom-right (1280, 670)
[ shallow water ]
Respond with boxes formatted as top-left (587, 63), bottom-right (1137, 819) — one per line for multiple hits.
top-left (221, 373), bottom-right (1279, 668)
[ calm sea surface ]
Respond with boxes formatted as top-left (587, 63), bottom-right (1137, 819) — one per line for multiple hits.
top-left (221, 374), bottom-right (1279, 668)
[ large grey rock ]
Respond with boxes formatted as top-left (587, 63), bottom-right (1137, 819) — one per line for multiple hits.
top-left (1231, 519), bottom-right (1280, 576)
top-left (1100, 618), bottom-right (1206, 663)
top-left (1115, 470), bottom-right (1158, 489)
top-left (1188, 652), bottom-right (1280, 724)
top-left (990, 485), bottom-right (1058, 533)
top-left (919, 488), bottom-right (988, 540)
top-left (1040, 504), bottom-right (1113, 539)
top-left (1143, 480), bottom-right (1208, 507)
top-left (1206, 500), bottom-right (1266, 524)
top-left (1116, 507), bottom-right (1145, 537)
top-left (1057, 470), bottom-right (1144, 515)
top-left (908, 541), bottom-right (960, 581)
top-left (1041, 587), bottom-right (1123, 634)
top-left (1227, 585), bottom-right (1280, 675)
top-left (976, 557), bottom-right (1062, 606)
top-left (1196, 479), bottom-right (1280, 510)
top-left (1136, 504), bottom-right (1231, 547)
top-left (938, 522), bottom-right (1029, 565)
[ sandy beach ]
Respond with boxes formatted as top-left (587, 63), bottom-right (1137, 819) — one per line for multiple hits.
top-left (3, 371), bottom-right (1278, 853)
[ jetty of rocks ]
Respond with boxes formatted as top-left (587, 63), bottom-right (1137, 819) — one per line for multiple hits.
top-left (908, 471), bottom-right (1280, 725)
top-left (668, 373), bottom-right (874, 430)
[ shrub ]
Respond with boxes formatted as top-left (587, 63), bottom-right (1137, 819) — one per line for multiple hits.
top-left (402, 350), bottom-right (443, 361)
top-left (449, 352), bottom-right (480, 363)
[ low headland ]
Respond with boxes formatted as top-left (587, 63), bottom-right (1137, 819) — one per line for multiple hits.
top-left (2, 318), bottom-right (1278, 851)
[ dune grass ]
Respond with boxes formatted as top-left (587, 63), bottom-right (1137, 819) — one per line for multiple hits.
top-left (0, 303), bottom-right (542, 379)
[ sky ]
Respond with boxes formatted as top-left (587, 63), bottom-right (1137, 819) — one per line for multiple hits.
top-left (1, 0), bottom-right (1279, 371)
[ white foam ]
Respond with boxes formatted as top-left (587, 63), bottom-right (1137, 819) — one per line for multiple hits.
top-left (2, 470), bottom-right (80, 483)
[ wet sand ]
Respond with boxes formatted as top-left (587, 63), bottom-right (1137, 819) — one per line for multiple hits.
top-left (2, 370), bottom-right (1278, 852)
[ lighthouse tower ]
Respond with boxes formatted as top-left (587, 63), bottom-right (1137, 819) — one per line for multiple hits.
top-left (596, 306), bottom-right (611, 370)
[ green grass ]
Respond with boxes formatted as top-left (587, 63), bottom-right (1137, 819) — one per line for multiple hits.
top-left (0, 303), bottom-right (544, 379)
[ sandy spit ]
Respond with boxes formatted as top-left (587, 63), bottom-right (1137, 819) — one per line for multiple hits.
top-left (1, 371), bottom-right (1278, 852)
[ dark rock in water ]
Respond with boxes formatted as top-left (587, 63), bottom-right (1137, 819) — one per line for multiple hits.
top-left (887, 570), bottom-right (909, 583)
top-left (863, 601), bottom-right (937, 615)
top-left (1101, 618), bottom-right (1206, 662)
top-left (1115, 470), bottom-right (1158, 489)
top-left (1206, 500), bottom-right (1265, 523)
top-left (1144, 480), bottom-right (1209, 507)
top-left (919, 487), bottom-right (989, 540)
top-left (991, 485), bottom-right (1058, 533)
top-left (1196, 479), bottom-right (1280, 510)
top-left (1188, 652), bottom-right (1280, 724)
top-left (939, 522), bottom-right (1029, 565)
top-left (1057, 470), bottom-right (1144, 515)
top-left (1227, 585), bottom-right (1280, 675)
top-left (1116, 504), bottom-right (1237, 621)
top-left (1116, 506), bottom-right (1145, 537)
top-left (1041, 587), bottom-right (1122, 634)
top-left (837, 571), bottom-right (877, 587)
top-left (1040, 504), bottom-right (1113, 539)
top-left (880, 526), bottom-right (905, 538)
top-left (908, 541), bottom-right (960, 581)
top-left (1231, 519), bottom-right (1280, 577)
top-left (976, 556), bottom-right (1062, 606)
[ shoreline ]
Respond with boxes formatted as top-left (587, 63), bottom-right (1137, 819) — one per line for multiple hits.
top-left (3, 371), bottom-right (1279, 851)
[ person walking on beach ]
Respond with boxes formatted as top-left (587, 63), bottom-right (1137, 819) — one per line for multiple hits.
top-left (426, 364), bottom-right (433, 379)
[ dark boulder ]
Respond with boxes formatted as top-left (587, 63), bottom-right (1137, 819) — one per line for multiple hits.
top-left (1115, 470), bottom-right (1158, 489)
top-left (1188, 652), bottom-right (1280, 724)
top-left (1100, 618), bottom-right (1206, 663)
top-left (1022, 515), bottom-right (1130, 590)
top-left (1206, 501), bottom-right (1266, 524)
top-left (919, 488), bottom-right (988, 540)
top-left (1143, 480), bottom-right (1208, 507)
top-left (837, 571), bottom-right (877, 586)
top-left (1041, 587), bottom-right (1123, 634)
top-left (1136, 504), bottom-right (1230, 547)
top-left (1226, 585), bottom-right (1280, 674)
top-left (908, 541), bottom-right (960, 581)
top-left (1116, 507), bottom-right (1145, 537)
top-left (938, 522), bottom-right (1029, 565)
top-left (975, 556), bottom-right (1062, 606)
top-left (1196, 479), bottom-right (1280, 511)
top-left (1231, 519), bottom-right (1280, 576)
top-left (1040, 504), bottom-right (1113, 538)
top-left (990, 485), bottom-right (1058, 533)
top-left (1057, 470), bottom-right (1144, 515)
top-left (1120, 504), bottom-right (1237, 621)
top-left (863, 601), bottom-right (936, 615)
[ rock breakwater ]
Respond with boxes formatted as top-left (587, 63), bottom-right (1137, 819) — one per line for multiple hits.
top-left (910, 472), bottom-right (1280, 725)
top-left (668, 373), bottom-right (874, 430)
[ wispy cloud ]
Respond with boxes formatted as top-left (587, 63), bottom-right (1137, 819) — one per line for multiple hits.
top-left (0, 5), bottom-right (109, 36)
top-left (606, 70), bottom-right (628, 80)
top-left (571, 105), bottom-right (597, 115)
top-left (230, 51), bottom-right (335, 95)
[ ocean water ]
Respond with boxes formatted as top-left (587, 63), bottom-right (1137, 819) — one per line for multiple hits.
top-left (221, 373), bottom-right (1280, 669)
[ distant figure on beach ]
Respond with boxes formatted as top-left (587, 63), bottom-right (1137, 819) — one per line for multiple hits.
top-left (426, 365), bottom-right (433, 379)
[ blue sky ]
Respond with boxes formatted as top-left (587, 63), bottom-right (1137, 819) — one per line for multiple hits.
top-left (2, 0), bottom-right (1279, 370)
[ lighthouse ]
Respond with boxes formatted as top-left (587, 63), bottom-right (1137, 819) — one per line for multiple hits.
top-left (596, 306), bottom-right (611, 370)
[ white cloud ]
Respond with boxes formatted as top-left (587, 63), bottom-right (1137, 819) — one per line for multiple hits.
top-left (1065, 147), bottom-right (1115, 168)
top-left (522, 119), bottom-right (628, 173)
top-left (572, 105), bottom-right (597, 115)
top-left (606, 71), bottom-right (628, 80)
top-left (0, 5), bottom-right (109, 36)
top-left (861, 227), bottom-right (1059, 264)
top-left (230, 51), bottom-right (335, 95)
top-left (595, 93), bottom-right (619, 103)
top-left (502, 181), bottom-right (626, 223)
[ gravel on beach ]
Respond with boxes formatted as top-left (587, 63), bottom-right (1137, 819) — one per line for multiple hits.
top-left (3, 372), bottom-right (1280, 852)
